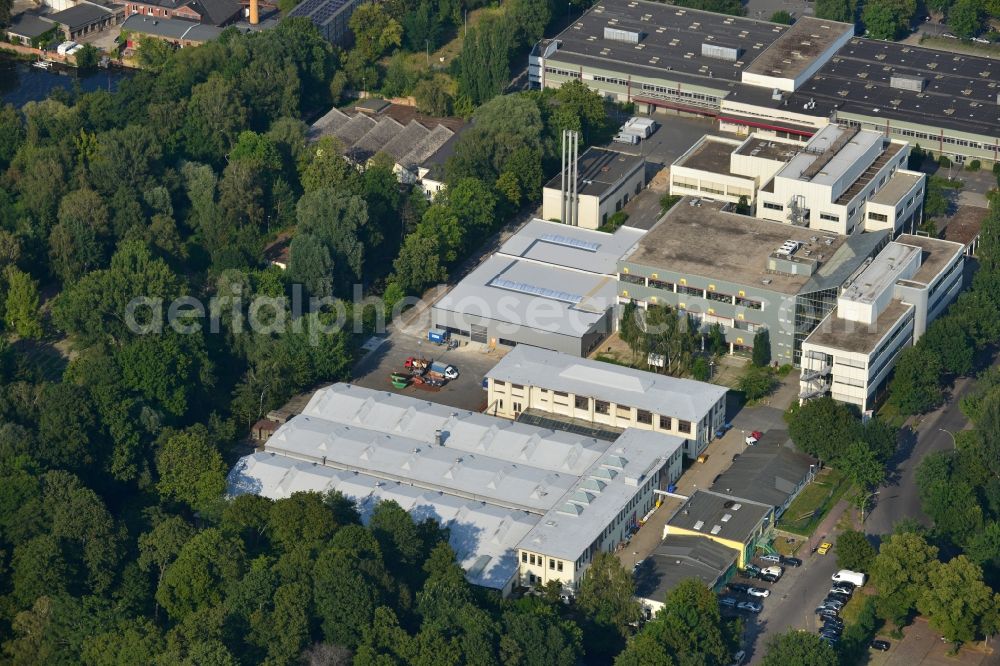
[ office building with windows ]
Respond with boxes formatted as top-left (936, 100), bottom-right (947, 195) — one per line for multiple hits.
top-left (671, 126), bottom-right (926, 236)
top-left (800, 234), bottom-right (964, 411)
top-left (541, 147), bottom-right (646, 229)
top-left (617, 198), bottom-right (888, 365)
top-left (529, 0), bottom-right (1000, 166)
top-left (485, 345), bottom-right (727, 458)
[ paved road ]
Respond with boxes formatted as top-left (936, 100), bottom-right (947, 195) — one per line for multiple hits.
top-left (864, 374), bottom-right (976, 536)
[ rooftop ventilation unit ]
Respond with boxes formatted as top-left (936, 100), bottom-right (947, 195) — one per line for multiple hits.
top-left (702, 42), bottom-right (739, 61)
top-left (604, 26), bottom-right (641, 43)
top-left (890, 74), bottom-right (925, 92)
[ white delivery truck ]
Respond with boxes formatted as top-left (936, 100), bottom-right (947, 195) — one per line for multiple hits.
top-left (831, 569), bottom-right (867, 586)
top-left (622, 116), bottom-right (657, 139)
top-left (613, 132), bottom-right (640, 145)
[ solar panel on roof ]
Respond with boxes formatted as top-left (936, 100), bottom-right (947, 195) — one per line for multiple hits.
top-left (537, 233), bottom-right (601, 252)
top-left (489, 278), bottom-right (583, 304)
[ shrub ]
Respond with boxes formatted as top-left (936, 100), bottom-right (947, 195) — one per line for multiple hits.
top-left (966, 159), bottom-right (981, 172)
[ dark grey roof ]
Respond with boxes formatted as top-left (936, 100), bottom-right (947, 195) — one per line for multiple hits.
top-left (48, 3), bottom-right (111, 29)
top-left (308, 107), bottom-right (351, 140)
top-left (710, 440), bottom-right (815, 508)
top-left (349, 116), bottom-right (405, 161)
top-left (634, 535), bottom-right (736, 602)
top-left (788, 38), bottom-right (1000, 138)
top-left (186, 0), bottom-right (241, 25)
top-left (546, 0), bottom-right (785, 90)
top-left (667, 489), bottom-right (771, 544)
top-left (120, 13), bottom-right (222, 41)
top-left (7, 13), bottom-right (56, 38)
top-left (333, 113), bottom-right (377, 145)
top-left (381, 121), bottom-right (431, 162)
top-left (543, 147), bottom-right (644, 198)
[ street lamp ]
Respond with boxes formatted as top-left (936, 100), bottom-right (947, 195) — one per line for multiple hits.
top-left (938, 428), bottom-right (957, 449)
top-left (860, 490), bottom-right (880, 524)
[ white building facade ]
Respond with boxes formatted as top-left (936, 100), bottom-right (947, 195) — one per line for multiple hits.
top-left (800, 235), bottom-right (964, 411)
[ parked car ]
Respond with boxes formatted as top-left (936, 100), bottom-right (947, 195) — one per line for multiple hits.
top-left (816, 608), bottom-right (840, 619)
top-left (729, 649), bottom-right (746, 666)
top-left (817, 541), bottom-right (832, 555)
top-left (942, 32), bottom-right (957, 38)
top-left (744, 564), bottom-right (762, 576)
top-left (823, 616), bottom-right (845, 628)
top-left (826, 593), bottom-right (850, 604)
top-left (870, 640), bottom-right (891, 651)
top-left (759, 554), bottom-right (781, 564)
top-left (781, 556), bottom-right (802, 567)
top-left (719, 597), bottom-right (737, 607)
top-left (761, 566), bottom-right (783, 578)
top-left (832, 570), bottom-right (867, 586)
top-left (972, 36), bottom-right (991, 44)
top-left (821, 599), bottom-right (845, 610)
top-left (760, 573), bottom-right (780, 583)
top-left (747, 587), bottom-right (770, 598)
top-left (737, 601), bottom-right (762, 613)
top-left (728, 583), bottom-right (751, 594)
top-left (830, 586), bottom-right (853, 596)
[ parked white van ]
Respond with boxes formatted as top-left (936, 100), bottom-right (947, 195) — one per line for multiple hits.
top-left (831, 570), bottom-right (867, 586)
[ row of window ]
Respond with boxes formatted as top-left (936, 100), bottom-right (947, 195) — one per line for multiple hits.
top-left (889, 126), bottom-right (991, 150)
top-left (521, 551), bottom-right (565, 572)
top-left (545, 67), bottom-right (580, 79)
top-left (593, 74), bottom-right (628, 87)
top-left (624, 275), bottom-right (764, 310)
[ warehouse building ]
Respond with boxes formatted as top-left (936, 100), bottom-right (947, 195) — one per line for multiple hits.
top-left (485, 345), bottom-right (727, 458)
top-left (634, 536), bottom-right (738, 614)
top-left (432, 219), bottom-right (645, 356)
top-left (228, 383), bottom-right (684, 595)
top-left (800, 234), bottom-right (964, 411)
top-left (664, 490), bottom-right (773, 568)
top-left (541, 147), bottom-right (646, 229)
top-left (530, 0), bottom-right (1000, 165)
top-left (617, 198), bottom-right (888, 365)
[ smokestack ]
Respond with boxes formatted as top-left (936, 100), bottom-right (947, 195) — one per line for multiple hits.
top-left (249, 0), bottom-right (259, 25)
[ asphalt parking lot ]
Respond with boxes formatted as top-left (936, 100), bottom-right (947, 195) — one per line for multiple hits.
top-left (601, 112), bottom-right (723, 170)
top-left (351, 332), bottom-right (507, 413)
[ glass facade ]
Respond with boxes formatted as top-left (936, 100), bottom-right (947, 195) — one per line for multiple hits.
top-left (793, 288), bottom-right (839, 363)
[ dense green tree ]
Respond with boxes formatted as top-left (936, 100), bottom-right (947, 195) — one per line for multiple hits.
top-left (918, 556), bottom-right (1000, 644)
top-left (577, 552), bottom-right (642, 645)
top-left (183, 75), bottom-right (247, 164)
top-left (916, 452), bottom-right (983, 544)
top-left (921, 316), bottom-right (974, 376)
top-left (414, 77), bottom-right (453, 116)
top-left (619, 301), bottom-right (645, 362)
top-left (499, 602), bottom-right (583, 666)
top-left (788, 397), bottom-right (861, 461)
top-left (752, 328), bottom-right (771, 367)
top-left (815, 0), bottom-right (855, 21)
top-left (973, 389), bottom-right (1000, 481)
top-left (155, 426), bottom-right (227, 515)
top-left (314, 548), bottom-right (383, 648)
top-left (156, 528), bottom-right (246, 620)
top-left (11, 535), bottom-right (72, 607)
top-left (654, 578), bottom-right (731, 663)
top-left (457, 14), bottom-right (515, 106)
top-left (349, 3), bottom-right (402, 62)
top-left (287, 233), bottom-right (335, 299)
top-left (840, 440), bottom-right (886, 513)
top-left (870, 531), bottom-right (940, 625)
top-left (550, 79), bottom-right (611, 144)
top-left (739, 365), bottom-right (777, 401)
top-left (297, 189), bottom-right (368, 286)
top-left (836, 529), bottom-right (877, 572)
top-left (862, 0), bottom-right (917, 39)
top-left (36, 383), bottom-right (100, 468)
top-left (706, 323), bottom-right (727, 356)
top-left (949, 0), bottom-right (985, 37)
top-left (761, 631), bottom-right (838, 666)
top-left (4, 267), bottom-right (43, 339)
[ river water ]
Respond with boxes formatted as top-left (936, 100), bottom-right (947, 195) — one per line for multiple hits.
top-left (0, 58), bottom-right (130, 107)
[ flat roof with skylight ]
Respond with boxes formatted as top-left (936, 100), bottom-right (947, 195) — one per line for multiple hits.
top-left (667, 489), bottom-right (772, 544)
top-left (742, 16), bottom-right (854, 82)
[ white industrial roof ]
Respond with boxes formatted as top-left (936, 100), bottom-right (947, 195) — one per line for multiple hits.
top-left (497, 219), bottom-right (645, 276)
top-left (486, 346), bottom-right (729, 423)
top-left (227, 384), bottom-right (679, 588)
top-left (518, 428), bottom-right (681, 562)
top-left (840, 242), bottom-right (921, 305)
top-left (432, 254), bottom-right (617, 337)
top-left (779, 125), bottom-right (883, 187)
top-left (228, 452), bottom-right (537, 590)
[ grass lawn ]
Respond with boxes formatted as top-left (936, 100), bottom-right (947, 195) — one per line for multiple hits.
top-left (776, 468), bottom-right (850, 537)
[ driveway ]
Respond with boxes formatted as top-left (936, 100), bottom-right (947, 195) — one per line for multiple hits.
top-left (863, 374), bottom-right (977, 536)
